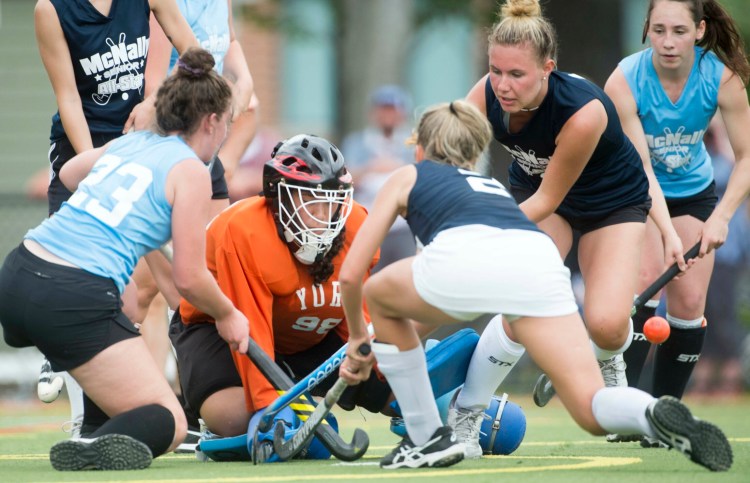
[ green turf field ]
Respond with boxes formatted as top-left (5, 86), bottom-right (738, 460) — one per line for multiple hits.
top-left (1, 395), bottom-right (747, 482)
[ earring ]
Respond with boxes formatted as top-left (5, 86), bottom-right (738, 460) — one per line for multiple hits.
top-left (542, 76), bottom-right (547, 81)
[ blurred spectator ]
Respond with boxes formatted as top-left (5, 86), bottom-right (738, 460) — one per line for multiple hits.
top-left (341, 85), bottom-right (416, 272)
top-left (690, 117), bottom-right (750, 398)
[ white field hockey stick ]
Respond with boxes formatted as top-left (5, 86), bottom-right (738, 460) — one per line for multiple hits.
top-left (272, 343), bottom-right (371, 461)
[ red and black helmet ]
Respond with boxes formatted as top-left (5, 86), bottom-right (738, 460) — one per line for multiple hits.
top-left (263, 134), bottom-right (352, 198)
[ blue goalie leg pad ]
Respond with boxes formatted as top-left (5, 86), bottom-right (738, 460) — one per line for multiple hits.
top-left (389, 328), bottom-right (480, 416)
top-left (198, 434), bottom-right (251, 462)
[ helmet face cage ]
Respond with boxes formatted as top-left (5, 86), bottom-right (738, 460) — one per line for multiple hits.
top-left (277, 181), bottom-right (353, 265)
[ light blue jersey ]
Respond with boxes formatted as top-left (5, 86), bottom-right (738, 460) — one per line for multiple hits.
top-left (619, 46), bottom-right (724, 198)
top-left (169, 0), bottom-right (230, 74)
top-left (26, 131), bottom-right (198, 293)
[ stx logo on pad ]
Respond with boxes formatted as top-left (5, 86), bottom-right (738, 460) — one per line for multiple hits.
top-left (488, 356), bottom-right (513, 367)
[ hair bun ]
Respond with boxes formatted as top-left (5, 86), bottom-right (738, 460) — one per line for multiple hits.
top-left (176, 47), bottom-right (216, 78)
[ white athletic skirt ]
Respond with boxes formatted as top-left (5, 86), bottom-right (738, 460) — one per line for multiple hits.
top-left (412, 225), bottom-right (578, 321)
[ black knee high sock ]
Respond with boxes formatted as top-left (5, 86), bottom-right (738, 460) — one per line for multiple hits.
top-left (88, 404), bottom-right (175, 458)
top-left (652, 325), bottom-right (706, 399)
top-left (623, 304), bottom-right (657, 388)
top-left (80, 393), bottom-right (110, 437)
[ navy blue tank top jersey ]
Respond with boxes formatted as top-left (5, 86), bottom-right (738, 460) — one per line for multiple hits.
top-left (49, 0), bottom-right (150, 141)
top-left (406, 160), bottom-right (540, 248)
top-left (485, 72), bottom-right (650, 219)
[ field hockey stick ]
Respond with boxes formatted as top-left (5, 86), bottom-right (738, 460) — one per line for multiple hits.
top-left (258, 325), bottom-right (375, 432)
top-left (245, 338), bottom-right (369, 462)
top-left (632, 241), bottom-right (701, 315)
top-left (257, 342), bottom-right (348, 433)
top-left (272, 343), bottom-right (371, 461)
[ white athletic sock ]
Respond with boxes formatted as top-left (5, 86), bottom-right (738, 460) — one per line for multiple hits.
top-left (591, 387), bottom-right (656, 438)
top-left (457, 315), bottom-right (525, 410)
top-left (372, 342), bottom-right (441, 446)
top-left (63, 372), bottom-right (84, 427)
top-left (666, 313), bottom-right (705, 329)
top-left (591, 318), bottom-right (634, 361)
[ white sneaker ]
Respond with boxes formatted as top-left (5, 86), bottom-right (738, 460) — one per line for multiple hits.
top-left (380, 426), bottom-right (464, 469)
top-left (599, 354), bottom-right (627, 387)
top-left (606, 433), bottom-right (642, 443)
top-left (37, 359), bottom-right (64, 403)
top-left (447, 392), bottom-right (486, 459)
top-left (61, 418), bottom-right (83, 440)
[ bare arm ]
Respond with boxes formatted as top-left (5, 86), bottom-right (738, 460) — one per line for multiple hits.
top-left (35, 0), bottom-right (93, 154)
top-left (59, 145), bottom-right (108, 191)
top-left (702, 71), bottom-right (750, 254)
top-left (223, 0), bottom-right (254, 118)
top-left (338, 165), bottom-right (415, 383)
top-left (125, 1), bottom-right (199, 132)
top-left (149, 0), bottom-right (198, 55)
top-left (604, 67), bottom-right (685, 268)
top-left (143, 13), bottom-right (172, 99)
top-left (168, 159), bottom-right (248, 352)
top-left (143, 249), bottom-right (180, 310)
top-left (520, 100), bottom-right (605, 223)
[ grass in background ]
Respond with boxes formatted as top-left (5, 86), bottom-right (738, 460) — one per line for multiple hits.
top-left (0, 394), bottom-right (748, 482)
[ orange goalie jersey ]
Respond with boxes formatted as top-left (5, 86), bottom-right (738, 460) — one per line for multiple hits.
top-left (179, 195), bottom-right (378, 412)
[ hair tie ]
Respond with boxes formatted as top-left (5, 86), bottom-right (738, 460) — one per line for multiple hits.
top-left (177, 59), bottom-right (203, 78)
top-left (449, 102), bottom-right (458, 115)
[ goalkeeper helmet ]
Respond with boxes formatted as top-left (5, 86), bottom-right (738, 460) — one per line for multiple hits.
top-left (479, 393), bottom-right (526, 455)
top-left (263, 134), bottom-right (353, 265)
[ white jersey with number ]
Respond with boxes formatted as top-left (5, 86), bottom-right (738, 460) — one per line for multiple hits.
top-left (26, 131), bottom-right (197, 292)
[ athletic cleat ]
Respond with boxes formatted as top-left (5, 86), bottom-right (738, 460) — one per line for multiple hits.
top-left (606, 433), bottom-right (643, 443)
top-left (599, 354), bottom-right (627, 387)
top-left (532, 373), bottom-right (555, 407)
top-left (646, 396), bottom-right (733, 471)
top-left (49, 433), bottom-right (152, 471)
top-left (640, 435), bottom-right (668, 449)
top-left (174, 427), bottom-right (201, 454)
top-left (447, 392), bottom-right (486, 459)
top-left (37, 359), bottom-right (64, 403)
top-left (61, 419), bottom-right (83, 440)
top-left (380, 426), bottom-right (464, 469)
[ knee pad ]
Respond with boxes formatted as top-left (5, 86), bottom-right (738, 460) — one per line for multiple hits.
top-left (478, 393), bottom-right (526, 455)
top-left (389, 328), bottom-right (480, 415)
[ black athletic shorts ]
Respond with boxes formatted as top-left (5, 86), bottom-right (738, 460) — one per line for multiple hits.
top-left (209, 156), bottom-right (229, 200)
top-left (511, 185), bottom-right (650, 234)
top-left (0, 243), bottom-right (140, 372)
top-left (169, 310), bottom-right (390, 415)
top-left (665, 181), bottom-right (718, 222)
top-left (48, 132), bottom-right (121, 215)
